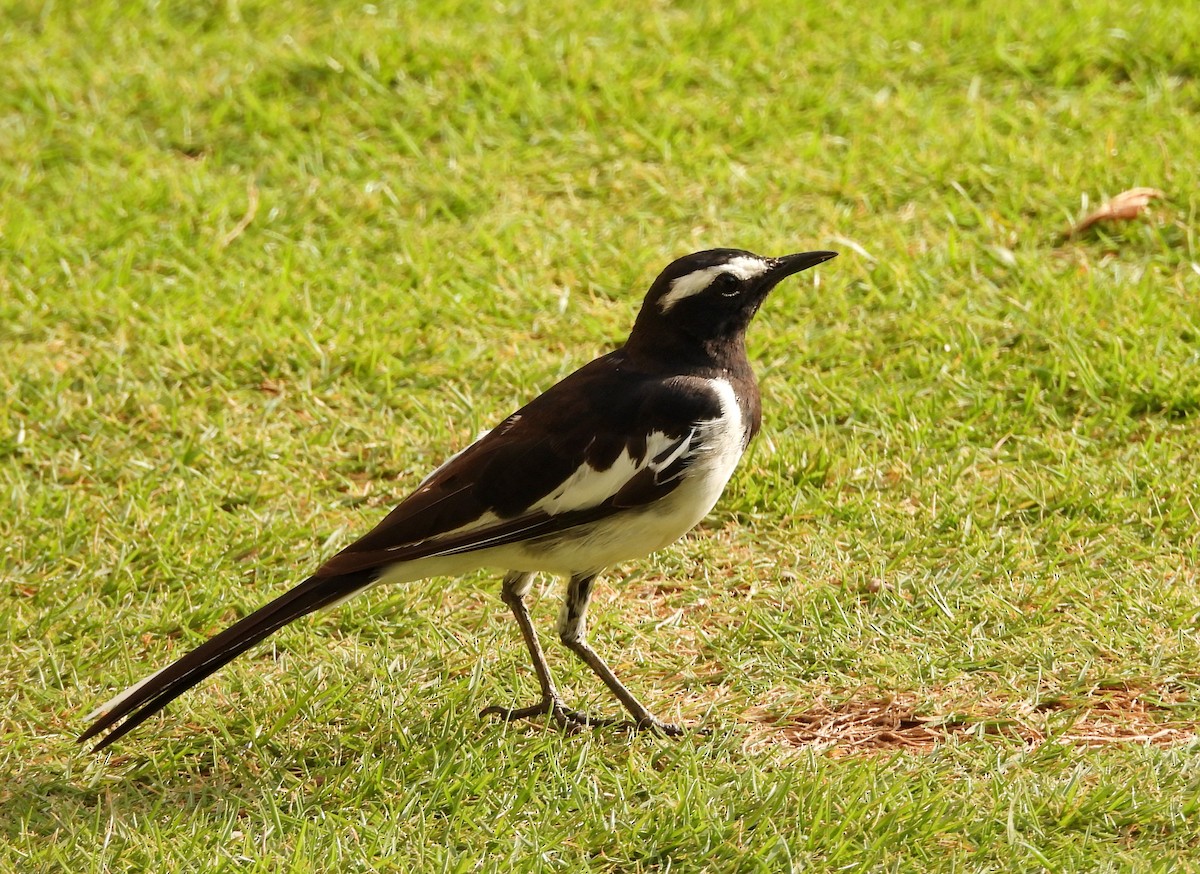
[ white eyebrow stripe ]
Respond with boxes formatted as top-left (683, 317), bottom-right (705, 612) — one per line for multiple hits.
top-left (658, 256), bottom-right (770, 313)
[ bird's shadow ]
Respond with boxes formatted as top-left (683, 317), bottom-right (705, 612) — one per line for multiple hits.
top-left (3, 708), bottom-right (647, 848)
top-left (4, 713), bottom-right (440, 847)
top-left (1, 738), bottom-right (342, 846)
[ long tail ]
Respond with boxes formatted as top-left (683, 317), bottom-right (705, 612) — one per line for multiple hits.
top-left (78, 569), bottom-right (376, 751)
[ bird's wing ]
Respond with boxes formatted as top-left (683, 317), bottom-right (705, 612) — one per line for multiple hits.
top-left (316, 356), bottom-right (723, 577)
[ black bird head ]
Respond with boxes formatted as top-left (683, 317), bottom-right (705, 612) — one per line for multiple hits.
top-left (625, 248), bottom-right (837, 366)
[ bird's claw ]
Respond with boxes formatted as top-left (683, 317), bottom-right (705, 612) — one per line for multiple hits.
top-left (481, 699), bottom-right (689, 736)
top-left (631, 717), bottom-right (685, 737)
top-left (481, 698), bottom-right (625, 732)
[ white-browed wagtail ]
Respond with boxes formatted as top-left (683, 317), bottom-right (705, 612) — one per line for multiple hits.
top-left (81, 247), bottom-right (837, 749)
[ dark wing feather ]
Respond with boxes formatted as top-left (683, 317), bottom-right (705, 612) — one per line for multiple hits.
top-left (318, 354), bottom-right (722, 577)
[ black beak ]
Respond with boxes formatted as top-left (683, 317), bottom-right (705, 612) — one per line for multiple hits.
top-left (763, 251), bottom-right (838, 286)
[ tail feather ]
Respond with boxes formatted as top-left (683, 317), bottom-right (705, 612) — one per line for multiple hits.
top-left (79, 570), bottom-right (376, 751)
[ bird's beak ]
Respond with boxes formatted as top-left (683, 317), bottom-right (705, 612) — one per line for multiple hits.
top-left (762, 251), bottom-right (838, 287)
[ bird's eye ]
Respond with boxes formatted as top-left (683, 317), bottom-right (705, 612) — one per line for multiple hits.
top-left (713, 273), bottom-right (739, 296)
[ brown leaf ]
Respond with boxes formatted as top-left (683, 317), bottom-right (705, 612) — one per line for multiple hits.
top-left (1068, 186), bottom-right (1165, 238)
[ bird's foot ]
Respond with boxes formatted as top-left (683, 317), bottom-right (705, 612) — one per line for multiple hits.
top-left (480, 697), bottom-right (623, 733)
top-left (628, 716), bottom-right (686, 737)
top-left (481, 698), bottom-right (690, 737)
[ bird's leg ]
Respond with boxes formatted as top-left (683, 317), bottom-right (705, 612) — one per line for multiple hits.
top-left (481, 572), bottom-right (559, 719)
top-left (481, 571), bottom-right (620, 731)
top-left (558, 573), bottom-right (684, 736)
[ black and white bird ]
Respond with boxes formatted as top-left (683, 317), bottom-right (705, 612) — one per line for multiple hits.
top-left (80, 247), bottom-right (837, 749)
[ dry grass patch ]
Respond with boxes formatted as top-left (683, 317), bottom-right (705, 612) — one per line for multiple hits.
top-left (744, 684), bottom-right (1195, 755)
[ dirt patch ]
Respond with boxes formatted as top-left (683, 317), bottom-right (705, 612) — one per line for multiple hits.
top-left (743, 685), bottom-right (1195, 755)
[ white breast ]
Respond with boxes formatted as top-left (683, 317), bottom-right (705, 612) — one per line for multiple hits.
top-left (662, 377), bottom-right (747, 524)
top-left (508, 377), bottom-right (748, 574)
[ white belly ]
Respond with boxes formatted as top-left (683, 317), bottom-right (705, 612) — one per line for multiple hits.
top-left (502, 377), bottom-right (748, 574)
top-left (374, 378), bottom-right (749, 585)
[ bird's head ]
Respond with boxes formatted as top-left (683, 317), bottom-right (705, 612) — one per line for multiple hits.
top-left (625, 248), bottom-right (837, 364)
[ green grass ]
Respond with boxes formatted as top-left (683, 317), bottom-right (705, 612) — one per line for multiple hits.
top-left (4, 0), bottom-right (1200, 870)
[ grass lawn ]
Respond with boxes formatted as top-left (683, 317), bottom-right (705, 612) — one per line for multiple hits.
top-left (4, 0), bottom-right (1200, 869)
